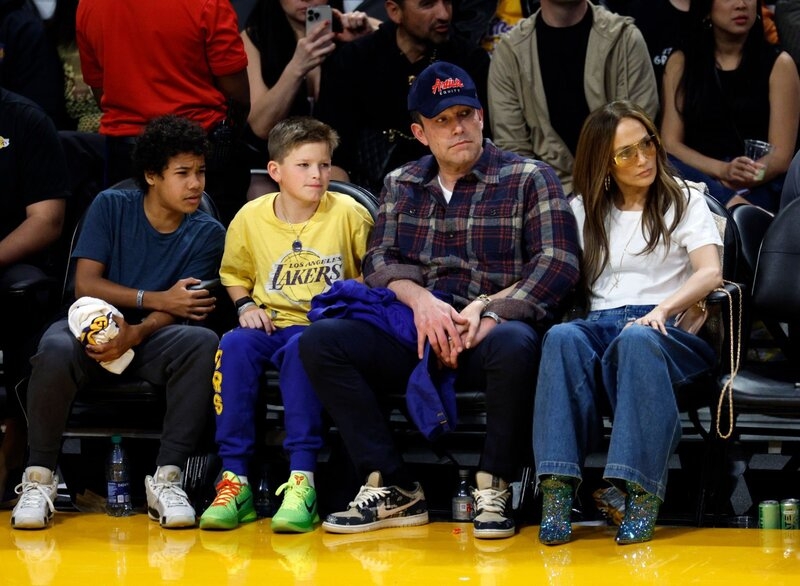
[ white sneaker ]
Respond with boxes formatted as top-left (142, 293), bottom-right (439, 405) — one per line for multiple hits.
top-left (145, 465), bottom-right (196, 528)
top-left (11, 467), bottom-right (58, 530)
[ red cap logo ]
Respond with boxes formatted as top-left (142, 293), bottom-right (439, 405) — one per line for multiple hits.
top-left (431, 77), bottom-right (465, 96)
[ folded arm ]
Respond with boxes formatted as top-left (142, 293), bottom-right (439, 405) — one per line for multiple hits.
top-left (0, 199), bottom-right (64, 268)
top-left (75, 258), bottom-right (216, 352)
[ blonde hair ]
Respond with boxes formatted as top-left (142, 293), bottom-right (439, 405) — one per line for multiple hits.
top-left (267, 116), bottom-right (339, 162)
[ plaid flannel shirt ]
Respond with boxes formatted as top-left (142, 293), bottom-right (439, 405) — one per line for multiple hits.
top-left (364, 140), bottom-right (580, 324)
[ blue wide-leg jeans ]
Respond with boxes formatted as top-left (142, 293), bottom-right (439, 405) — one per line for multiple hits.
top-left (533, 305), bottom-right (716, 500)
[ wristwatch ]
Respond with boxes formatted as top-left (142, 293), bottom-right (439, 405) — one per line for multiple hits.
top-left (482, 311), bottom-right (502, 325)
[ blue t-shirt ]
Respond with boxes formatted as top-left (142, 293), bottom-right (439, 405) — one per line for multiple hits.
top-left (73, 188), bottom-right (225, 292)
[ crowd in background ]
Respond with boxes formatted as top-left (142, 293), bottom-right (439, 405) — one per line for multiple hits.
top-left (2, 0), bottom-right (800, 544)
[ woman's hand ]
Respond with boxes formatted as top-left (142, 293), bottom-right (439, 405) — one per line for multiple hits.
top-left (291, 21), bottom-right (337, 76)
top-left (628, 307), bottom-right (670, 335)
top-left (719, 156), bottom-right (764, 189)
top-left (629, 245), bottom-right (721, 337)
top-left (456, 299), bottom-right (483, 349)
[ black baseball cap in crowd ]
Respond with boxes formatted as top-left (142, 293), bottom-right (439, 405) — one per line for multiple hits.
top-left (407, 61), bottom-right (482, 118)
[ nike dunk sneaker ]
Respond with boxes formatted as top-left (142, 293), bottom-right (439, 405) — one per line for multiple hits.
top-left (322, 471), bottom-right (428, 534)
top-left (472, 472), bottom-right (514, 539)
top-left (199, 471), bottom-right (257, 530)
top-left (271, 472), bottom-right (319, 533)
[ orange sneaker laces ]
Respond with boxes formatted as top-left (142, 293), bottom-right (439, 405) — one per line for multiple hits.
top-left (210, 477), bottom-right (243, 507)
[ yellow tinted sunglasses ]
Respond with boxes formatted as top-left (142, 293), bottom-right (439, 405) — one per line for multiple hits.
top-left (612, 135), bottom-right (657, 167)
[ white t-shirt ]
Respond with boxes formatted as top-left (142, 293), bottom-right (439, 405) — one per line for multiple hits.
top-left (437, 175), bottom-right (453, 203)
top-left (570, 183), bottom-right (723, 311)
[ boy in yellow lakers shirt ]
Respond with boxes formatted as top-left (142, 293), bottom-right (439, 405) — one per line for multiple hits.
top-left (200, 117), bottom-right (373, 532)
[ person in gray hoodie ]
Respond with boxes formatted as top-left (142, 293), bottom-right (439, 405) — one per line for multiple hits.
top-left (488, 0), bottom-right (658, 195)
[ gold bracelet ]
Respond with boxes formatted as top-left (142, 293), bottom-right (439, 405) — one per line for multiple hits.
top-left (477, 294), bottom-right (491, 309)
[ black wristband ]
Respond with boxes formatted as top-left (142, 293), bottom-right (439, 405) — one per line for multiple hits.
top-left (234, 296), bottom-right (254, 310)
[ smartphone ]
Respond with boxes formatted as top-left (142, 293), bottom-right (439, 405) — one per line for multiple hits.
top-left (187, 278), bottom-right (221, 292)
top-left (306, 5), bottom-right (333, 36)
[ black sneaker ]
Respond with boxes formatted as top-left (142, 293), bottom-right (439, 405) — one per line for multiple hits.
top-left (322, 472), bottom-right (429, 534)
top-left (472, 472), bottom-right (515, 539)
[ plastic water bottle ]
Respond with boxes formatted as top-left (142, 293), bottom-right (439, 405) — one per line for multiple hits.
top-left (452, 469), bottom-right (474, 521)
top-left (106, 435), bottom-right (134, 516)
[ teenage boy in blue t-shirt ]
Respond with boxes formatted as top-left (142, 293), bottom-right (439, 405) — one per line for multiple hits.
top-left (11, 115), bottom-right (226, 531)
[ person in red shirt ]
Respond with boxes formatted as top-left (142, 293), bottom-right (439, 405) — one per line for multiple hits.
top-left (76, 0), bottom-right (251, 224)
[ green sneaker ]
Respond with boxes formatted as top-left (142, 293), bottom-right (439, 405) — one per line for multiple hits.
top-left (271, 473), bottom-right (320, 533)
top-left (199, 471), bottom-right (257, 530)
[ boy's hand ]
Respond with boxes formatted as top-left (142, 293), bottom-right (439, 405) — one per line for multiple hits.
top-left (239, 306), bottom-right (275, 334)
top-left (84, 315), bottom-right (140, 362)
top-left (157, 278), bottom-right (216, 321)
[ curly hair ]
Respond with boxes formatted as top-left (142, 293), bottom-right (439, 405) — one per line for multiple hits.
top-left (131, 115), bottom-right (207, 191)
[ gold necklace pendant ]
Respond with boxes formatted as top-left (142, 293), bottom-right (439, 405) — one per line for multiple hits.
top-left (609, 214), bottom-right (642, 291)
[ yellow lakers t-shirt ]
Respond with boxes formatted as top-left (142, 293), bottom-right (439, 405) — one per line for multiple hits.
top-left (220, 191), bottom-right (374, 328)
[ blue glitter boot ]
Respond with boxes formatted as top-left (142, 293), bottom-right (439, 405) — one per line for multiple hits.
top-left (538, 476), bottom-right (574, 545)
top-left (615, 482), bottom-right (661, 545)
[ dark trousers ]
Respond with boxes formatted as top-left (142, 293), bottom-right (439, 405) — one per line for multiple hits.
top-left (299, 318), bottom-right (541, 484)
top-left (26, 320), bottom-right (219, 470)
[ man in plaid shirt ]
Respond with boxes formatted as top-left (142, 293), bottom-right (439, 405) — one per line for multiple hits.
top-left (300, 62), bottom-right (580, 540)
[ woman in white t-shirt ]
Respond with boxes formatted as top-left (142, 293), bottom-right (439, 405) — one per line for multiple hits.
top-left (534, 100), bottom-right (723, 546)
